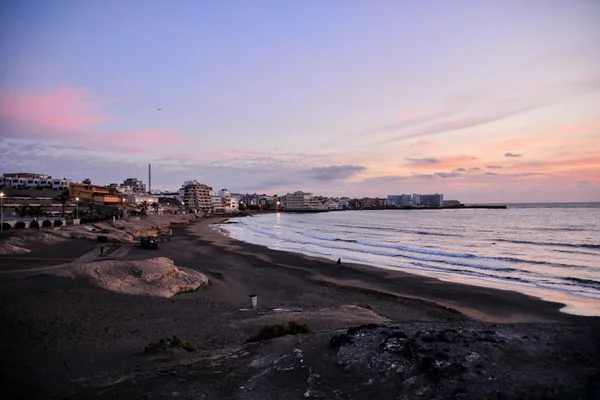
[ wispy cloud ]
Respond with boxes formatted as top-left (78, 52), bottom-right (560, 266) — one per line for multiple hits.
top-left (309, 165), bottom-right (366, 181)
top-left (505, 152), bottom-right (522, 158)
top-left (486, 165), bottom-right (503, 169)
top-left (405, 157), bottom-right (438, 165)
top-left (354, 74), bottom-right (600, 144)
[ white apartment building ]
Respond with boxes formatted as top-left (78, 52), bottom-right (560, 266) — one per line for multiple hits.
top-left (323, 199), bottom-right (342, 210)
top-left (283, 191), bottom-right (319, 211)
top-left (181, 180), bottom-right (212, 213)
top-left (387, 194), bottom-right (413, 207)
top-left (1, 173), bottom-right (70, 190)
top-left (210, 191), bottom-right (226, 213)
top-left (125, 194), bottom-right (159, 205)
top-left (420, 193), bottom-right (444, 207)
top-left (224, 197), bottom-right (238, 213)
top-left (219, 189), bottom-right (230, 197)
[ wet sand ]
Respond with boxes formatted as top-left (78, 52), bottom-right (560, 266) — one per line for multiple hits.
top-left (0, 217), bottom-right (598, 399)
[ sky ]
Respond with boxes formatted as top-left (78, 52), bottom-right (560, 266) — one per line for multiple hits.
top-left (1, 0), bottom-right (599, 202)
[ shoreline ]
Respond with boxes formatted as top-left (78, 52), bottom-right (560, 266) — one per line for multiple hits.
top-left (2, 216), bottom-right (600, 398)
top-left (195, 217), bottom-right (597, 323)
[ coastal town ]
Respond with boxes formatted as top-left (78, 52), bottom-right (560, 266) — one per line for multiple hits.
top-left (0, 170), bottom-right (462, 228)
top-left (0, 172), bottom-right (463, 229)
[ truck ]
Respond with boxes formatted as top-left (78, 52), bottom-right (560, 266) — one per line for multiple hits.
top-left (140, 236), bottom-right (159, 249)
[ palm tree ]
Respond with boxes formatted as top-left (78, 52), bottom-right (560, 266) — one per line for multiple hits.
top-left (87, 201), bottom-right (95, 218)
top-left (82, 178), bottom-right (91, 184)
top-left (140, 200), bottom-right (149, 218)
top-left (151, 202), bottom-right (159, 214)
top-left (54, 190), bottom-right (70, 218)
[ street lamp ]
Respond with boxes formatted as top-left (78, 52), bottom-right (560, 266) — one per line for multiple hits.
top-left (0, 192), bottom-right (4, 234)
top-left (76, 197), bottom-right (79, 220)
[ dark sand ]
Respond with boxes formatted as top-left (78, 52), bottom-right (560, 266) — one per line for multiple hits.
top-left (1, 217), bottom-right (599, 399)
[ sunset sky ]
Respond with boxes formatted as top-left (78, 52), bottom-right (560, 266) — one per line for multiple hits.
top-left (1, 0), bottom-right (599, 202)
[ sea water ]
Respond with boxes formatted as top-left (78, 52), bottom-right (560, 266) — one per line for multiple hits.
top-left (217, 203), bottom-right (600, 316)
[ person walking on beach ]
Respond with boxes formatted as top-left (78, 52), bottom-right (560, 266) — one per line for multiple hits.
top-left (337, 258), bottom-right (341, 268)
top-left (100, 246), bottom-right (104, 256)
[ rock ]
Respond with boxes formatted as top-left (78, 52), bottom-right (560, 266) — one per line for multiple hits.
top-left (387, 331), bottom-right (408, 339)
top-left (330, 334), bottom-right (354, 348)
top-left (347, 323), bottom-right (381, 335)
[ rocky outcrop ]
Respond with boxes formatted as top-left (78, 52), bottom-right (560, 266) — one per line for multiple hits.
top-left (53, 257), bottom-right (209, 297)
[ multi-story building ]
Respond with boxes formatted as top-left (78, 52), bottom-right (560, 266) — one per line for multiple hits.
top-left (223, 197), bottom-right (238, 213)
top-left (181, 180), bottom-right (212, 213)
top-left (240, 193), bottom-right (260, 207)
top-left (420, 193), bottom-right (444, 207)
top-left (412, 194), bottom-right (422, 206)
top-left (219, 189), bottom-right (230, 197)
top-left (122, 178), bottom-right (147, 194)
top-left (69, 183), bottom-right (120, 205)
top-left (361, 197), bottom-right (387, 208)
top-left (387, 194), bottom-right (413, 207)
top-left (1, 173), bottom-right (70, 190)
top-left (210, 191), bottom-right (226, 213)
top-left (283, 191), bottom-right (318, 211)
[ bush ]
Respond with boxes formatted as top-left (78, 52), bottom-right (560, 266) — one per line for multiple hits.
top-left (15, 221), bottom-right (26, 229)
top-left (80, 218), bottom-right (90, 224)
top-left (42, 220), bottom-right (52, 228)
top-left (247, 320), bottom-right (311, 343)
top-left (53, 220), bottom-right (63, 227)
top-left (2, 223), bottom-right (11, 231)
top-left (145, 335), bottom-right (195, 353)
top-left (30, 220), bottom-right (40, 229)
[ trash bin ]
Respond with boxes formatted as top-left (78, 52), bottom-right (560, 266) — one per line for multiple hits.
top-left (249, 294), bottom-right (257, 310)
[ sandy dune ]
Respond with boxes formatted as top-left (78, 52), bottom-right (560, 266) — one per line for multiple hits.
top-left (52, 257), bottom-right (209, 297)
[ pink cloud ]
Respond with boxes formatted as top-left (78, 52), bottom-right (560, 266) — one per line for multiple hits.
top-left (398, 108), bottom-right (425, 119)
top-left (409, 140), bottom-right (436, 148)
top-left (119, 130), bottom-right (190, 145)
top-left (0, 87), bottom-right (192, 153)
top-left (0, 87), bottom-right (116, 133)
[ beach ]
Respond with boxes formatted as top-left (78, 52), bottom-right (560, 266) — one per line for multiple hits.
top-left (1, 216), bottom-right (599, 399)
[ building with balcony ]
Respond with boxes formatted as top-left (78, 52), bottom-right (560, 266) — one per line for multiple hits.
top-left (282, 191), bottom-right (319, 211)
top-left (387, 194), bottom-right (413, 207)
top-left (420, 193), bottom-right (444, 207)
top-left (181, 180), bottom-right (212, 213)
top-left (69, 183), bottom-right (120, 205)
top-left (1, 173), bottom-right (70, 191)
top-left (210, 191), bottom-right (226, 213)
top-left (122, 178), bottom-right (147, 194)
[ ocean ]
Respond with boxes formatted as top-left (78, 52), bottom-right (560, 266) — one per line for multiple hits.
top-left (217, 203), bottom-right (600, 316)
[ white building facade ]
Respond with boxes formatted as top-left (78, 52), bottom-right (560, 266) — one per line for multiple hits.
top-left (387, 194), bottom-right (413, 207)
top-left (283, 191), bottom-right (319, 211)
top-left (181, 180), bottom-right (212, 213)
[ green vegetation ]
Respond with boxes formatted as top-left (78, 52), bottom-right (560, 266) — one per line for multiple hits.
top-left (16, 205), bottom-right (47, 218)
top-left (54, 190), bottom-right (70, 218)
top-left (29, 220), bottom-right (40, 229)
top-left (15, 221), bottom-right (26, 229)
top-left (144, 335), bottom-right (196, 353)
top-left (42, 220), bottom-right (52, 228)
top-left (2, 223), bottom-right (11, 231)
top-left (247, 320), bottom-right (311, 343)
top-left (140, 200), bottom-right (149, 218)
top-left (53, 220), bottom-right (63, 227)
top-left (82, 178), bottom-right (91, 184)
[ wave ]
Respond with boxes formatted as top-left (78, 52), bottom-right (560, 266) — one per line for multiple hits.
top-left (227, 223), bottom-right (585, 271)
top-left (330, 223), bottom-right (461, 237)
top-left (496, 239), bottom-right (600, 250)
top-left (564, 277), bottom-right (600, 290)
